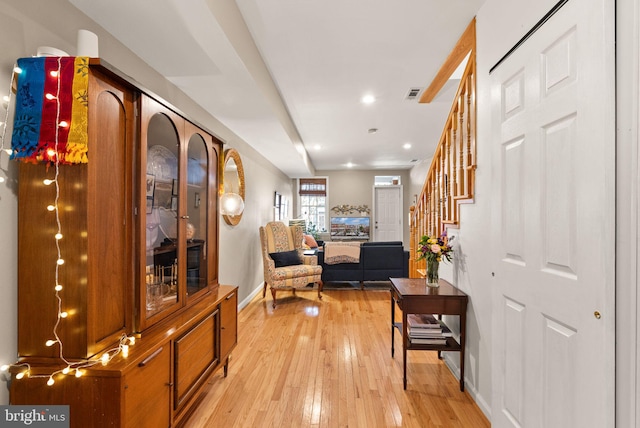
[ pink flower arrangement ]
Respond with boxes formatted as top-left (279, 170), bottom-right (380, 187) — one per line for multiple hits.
top-left (417, 230), bottom-right (454, 263)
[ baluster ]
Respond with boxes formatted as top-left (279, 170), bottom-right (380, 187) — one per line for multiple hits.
top-left (459, 87), bottom-right (466, 197)
top-left (466, 71), bottom-right (475, 197)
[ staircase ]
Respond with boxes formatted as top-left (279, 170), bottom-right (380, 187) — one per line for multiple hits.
top-left (409, 19), bottom-right (477, 278)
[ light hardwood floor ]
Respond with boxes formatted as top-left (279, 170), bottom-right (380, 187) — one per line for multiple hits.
top-left (185, 286), bottom-right (490, 428)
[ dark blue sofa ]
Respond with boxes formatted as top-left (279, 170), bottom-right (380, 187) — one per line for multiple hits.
top-left (317, 241), bottom-right (409, 289)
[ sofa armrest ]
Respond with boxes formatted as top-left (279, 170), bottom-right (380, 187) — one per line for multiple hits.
top-left (302, 255), bottom-right (318, 265)
top-left (402, 250), bottom-right (410, 277)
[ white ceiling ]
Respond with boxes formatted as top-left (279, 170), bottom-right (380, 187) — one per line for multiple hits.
top-left (69, 0), bottom-right (485, 177)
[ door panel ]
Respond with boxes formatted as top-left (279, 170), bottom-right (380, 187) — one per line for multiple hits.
top-left (491, 0), bottom-right (615, 426)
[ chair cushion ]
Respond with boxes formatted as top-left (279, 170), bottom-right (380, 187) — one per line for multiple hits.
top-left (271, 263), bottom-right (323, 281)
top-left (269, 250), bottom-right (302, 267)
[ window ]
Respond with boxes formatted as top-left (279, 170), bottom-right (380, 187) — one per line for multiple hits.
top-left (299, 178), bottom-right (327, 233)
top-left (374, 175), bottom-right (400, 186)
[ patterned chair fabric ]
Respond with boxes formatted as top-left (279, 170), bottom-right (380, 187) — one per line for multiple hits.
top-left (259, 221), bottom-right (323, 307)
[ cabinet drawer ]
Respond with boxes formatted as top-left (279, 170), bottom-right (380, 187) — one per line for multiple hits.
top-left (124, 344), bottom-right (171, 428)
top-left (174, 310), bottom-right (218, 409)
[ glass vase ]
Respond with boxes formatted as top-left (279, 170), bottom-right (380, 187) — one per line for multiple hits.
top-left (426, 259), bottom-right (440, 287)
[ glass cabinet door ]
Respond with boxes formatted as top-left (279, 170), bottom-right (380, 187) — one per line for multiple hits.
top-left (144, 108), bottom-right (181, 323)
top-left (185, 133), bottom-right (208, 299)
top-left (138, 95), bottom-right (221, 332)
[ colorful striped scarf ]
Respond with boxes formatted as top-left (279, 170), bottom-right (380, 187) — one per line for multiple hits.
top-left (11, 56), bottom-right (89, 164)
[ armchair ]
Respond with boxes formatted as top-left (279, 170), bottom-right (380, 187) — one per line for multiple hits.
top-left (259, 221), bottom-right (323, 308)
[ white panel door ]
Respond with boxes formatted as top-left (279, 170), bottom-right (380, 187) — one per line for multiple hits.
top-left (491, 0), bottom-right (615, 427)
top-left (373, 186), bottom-right (402, 242)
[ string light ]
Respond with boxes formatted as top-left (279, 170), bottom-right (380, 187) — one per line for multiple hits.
top-left (0, 59), bottom-right (138, 384)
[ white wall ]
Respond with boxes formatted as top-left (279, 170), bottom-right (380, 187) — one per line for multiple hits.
top-left (219, 138), bottom-right (294, 308)
top-left (0, 0), bottom-right (292, 403)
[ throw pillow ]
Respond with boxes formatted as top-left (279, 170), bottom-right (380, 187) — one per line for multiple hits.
top-left (269, 250), bottom-right (302, 267)
top-left (303, 234), bottom-right (318, 248)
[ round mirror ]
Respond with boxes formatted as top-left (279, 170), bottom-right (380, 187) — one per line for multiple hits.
top-left (221, 148), bottom-right (245, 226)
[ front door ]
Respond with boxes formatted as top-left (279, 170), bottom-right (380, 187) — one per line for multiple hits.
top-left (490, 0), bottom-right (615, 426)
top-left (373, 186), bottom-right (402, 242)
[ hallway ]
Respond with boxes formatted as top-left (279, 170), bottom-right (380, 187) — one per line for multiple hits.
top-left (185, 288), bottom-right (489, 427)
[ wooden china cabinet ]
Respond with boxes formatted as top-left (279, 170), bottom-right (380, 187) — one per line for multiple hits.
top-left (10, 59), bottom-right (237, 428)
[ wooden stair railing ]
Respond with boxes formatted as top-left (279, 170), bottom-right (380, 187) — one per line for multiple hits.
top-left (409, 18), bottom-right (477, 278)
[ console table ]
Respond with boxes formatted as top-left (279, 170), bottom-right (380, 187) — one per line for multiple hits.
top-left (390, 277), bottom-right (468, 391)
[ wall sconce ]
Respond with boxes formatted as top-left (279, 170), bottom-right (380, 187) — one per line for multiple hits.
top-left (220, 192), bottom-right (244, 216)
top-left (221, 148), bottom-right (245, 226)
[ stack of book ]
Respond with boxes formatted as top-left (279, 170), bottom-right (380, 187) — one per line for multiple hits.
top-left (407, 314), bottom-right (453, 345)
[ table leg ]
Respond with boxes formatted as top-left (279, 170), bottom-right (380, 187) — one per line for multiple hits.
top-left (391, 292), bottom-right (395, 358)
top-left (402, 310), bottom-right (407, 390)
top-left (459, 307), bottom-right (467, 392)
top-left (437, 314), bottom-right (443, 360)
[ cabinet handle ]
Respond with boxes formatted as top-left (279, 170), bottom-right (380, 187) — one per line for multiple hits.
top-left (226, 293), bottom-right (235, 300)
top-left (138, 347), bottom-right (163, 367)
top-left (181, 215), bottom-right (190, 219)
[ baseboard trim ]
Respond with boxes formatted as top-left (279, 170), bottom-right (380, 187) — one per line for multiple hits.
top-left (442, 353), bottom-right (492, 422)
top-left (238, 282), bottom-right (264, 310)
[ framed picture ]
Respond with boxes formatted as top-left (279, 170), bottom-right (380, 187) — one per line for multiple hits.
top-left (280, 196), bottom-right (288, 221)
top-left (146, 196), bottom-right (153, 214)
top-left (146, 174), bottom-right (155, 197)
top-left (274, 192), bottom-right (282, 221)
top-left (154, 180), bottom-right (173, 209)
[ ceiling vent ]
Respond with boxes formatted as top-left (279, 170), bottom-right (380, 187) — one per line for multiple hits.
top-left (405, 87), bottom-right (422, 100)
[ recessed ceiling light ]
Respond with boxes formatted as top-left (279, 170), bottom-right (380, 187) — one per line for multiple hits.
top-left (361, 94), bottom-right (375, 104)
top-left (403, 143), bottom-right (412, 149)
top-left (346, 162), bottom-right (354, 168)
top-left (368, 128), bottom-right (378, 134)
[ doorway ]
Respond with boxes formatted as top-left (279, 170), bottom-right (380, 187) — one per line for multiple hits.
top-left (373, 186), bottom-right (403, 242)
